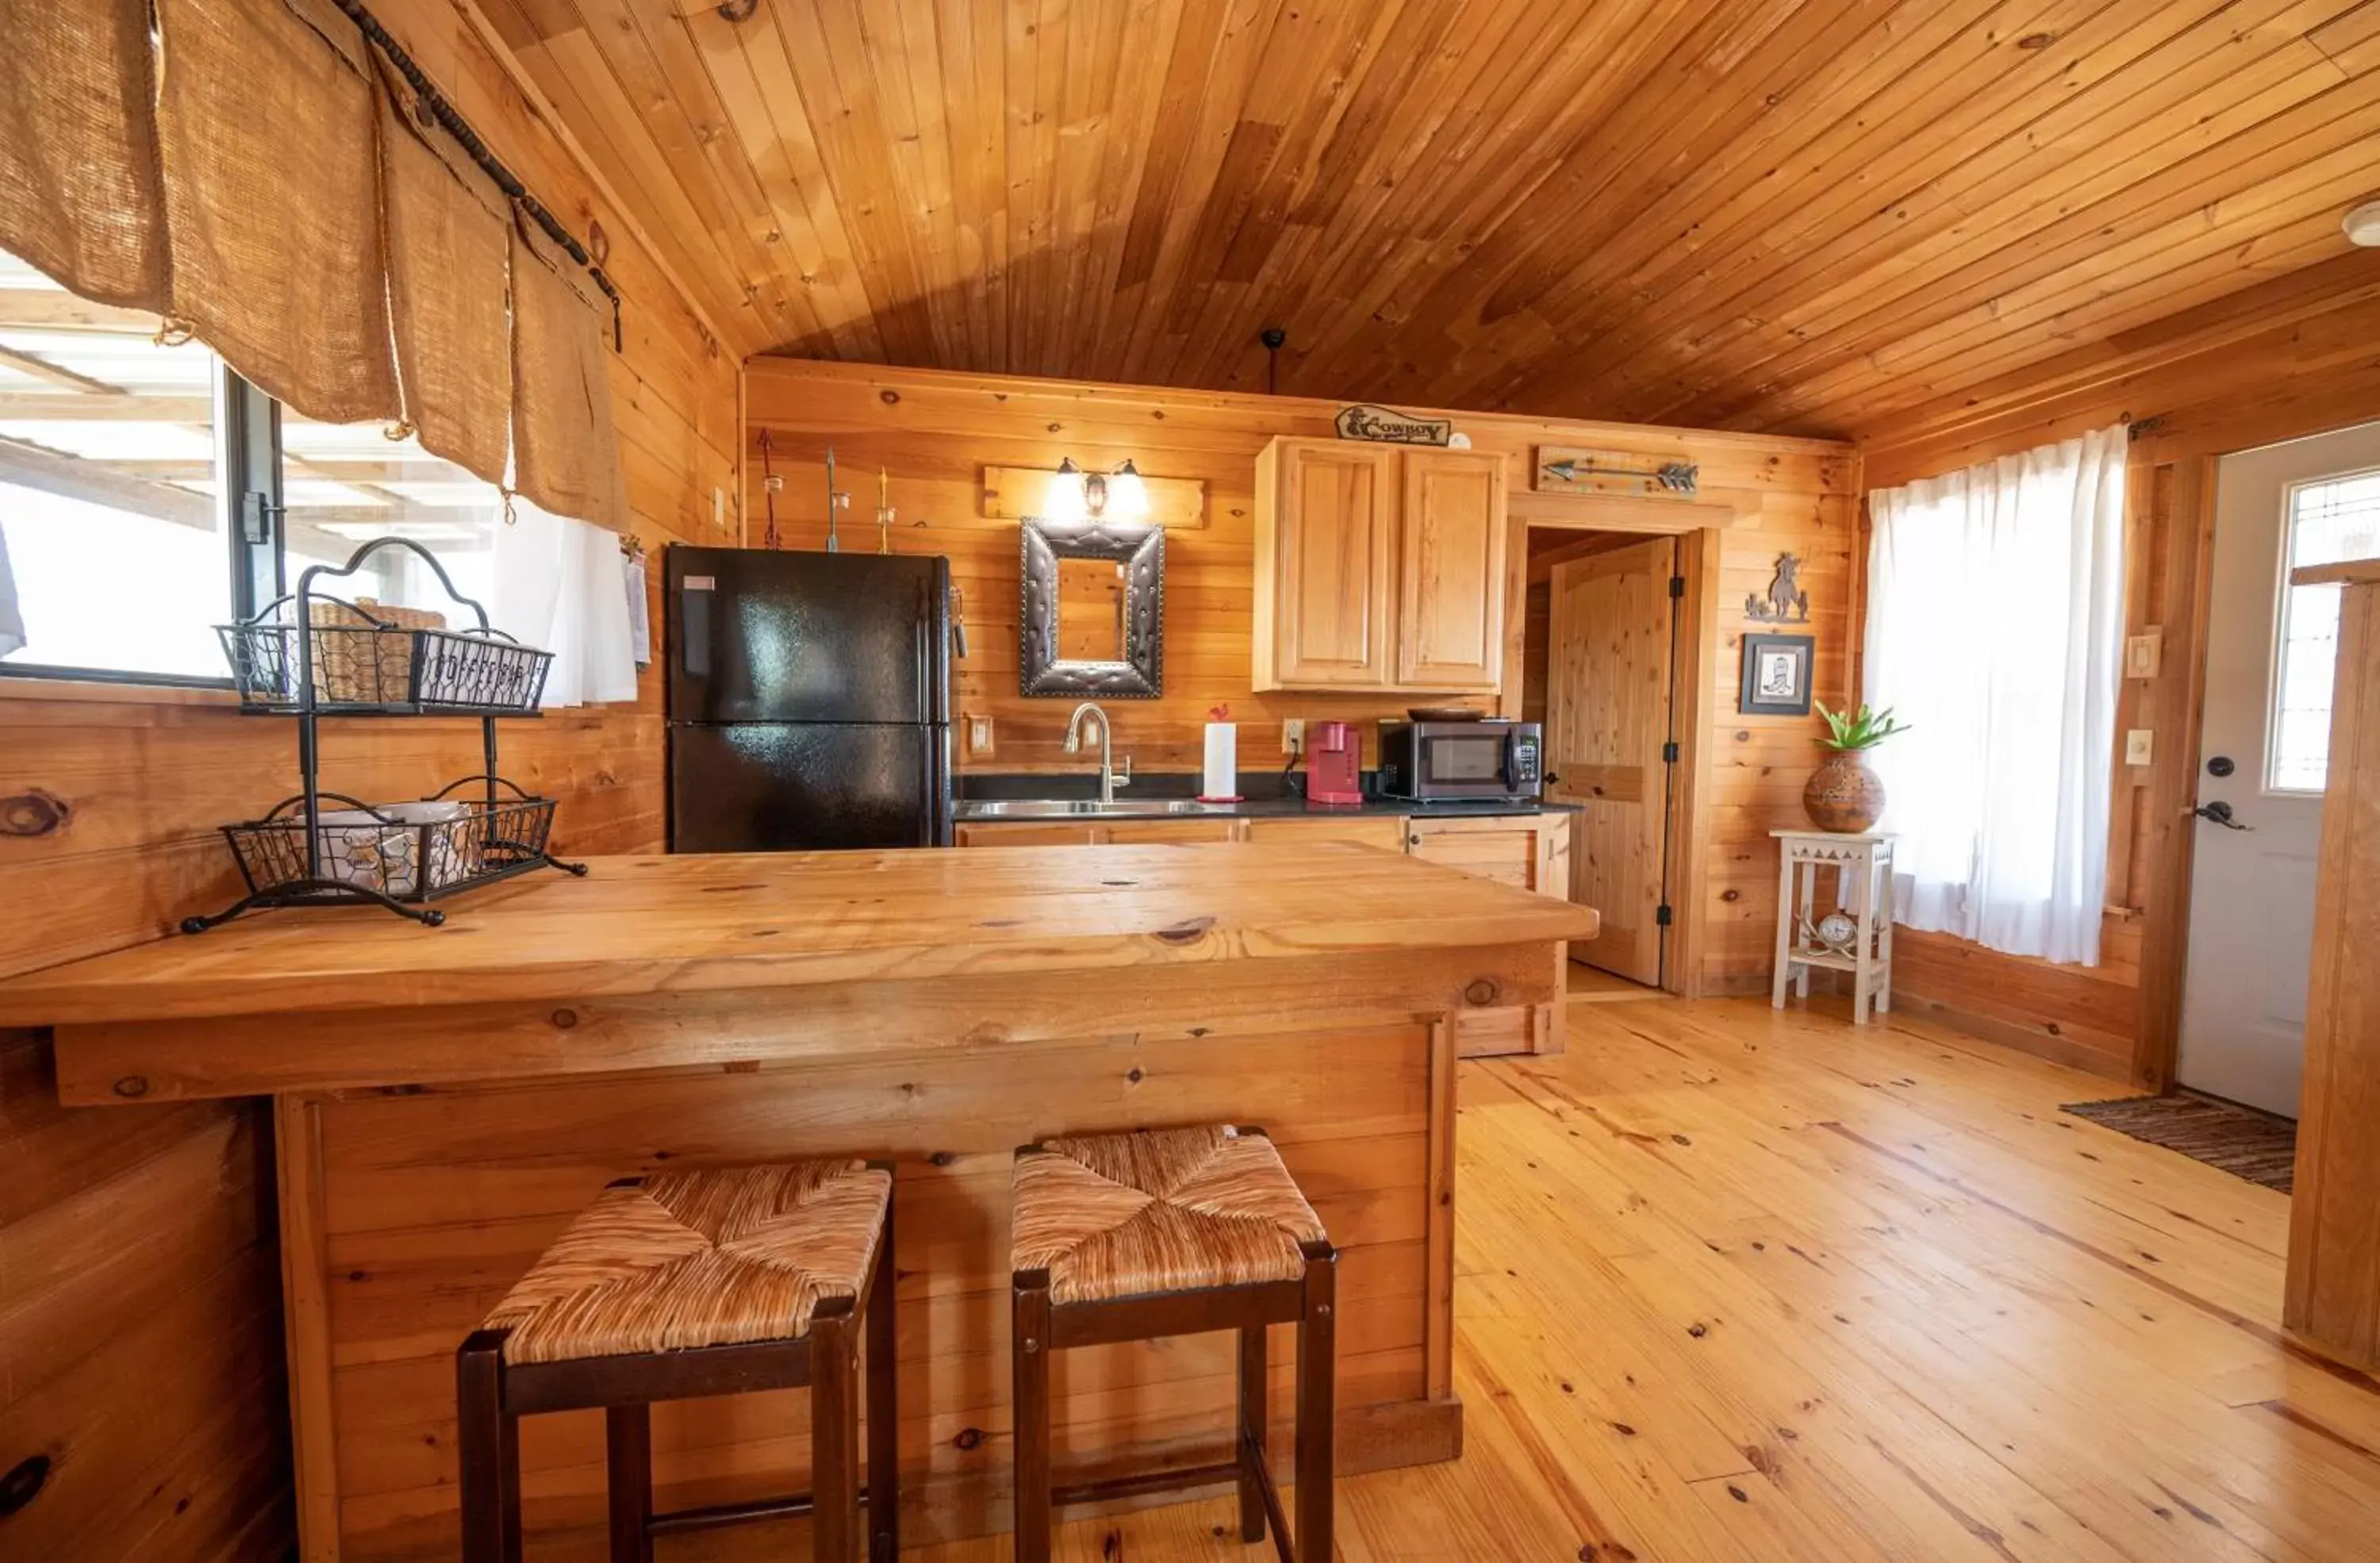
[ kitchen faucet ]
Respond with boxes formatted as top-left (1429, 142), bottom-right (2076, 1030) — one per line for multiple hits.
top-left (1062, 701), bottom-right (1132, 804)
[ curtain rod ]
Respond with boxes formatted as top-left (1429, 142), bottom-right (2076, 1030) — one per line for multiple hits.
top-left (329, 0), bottom-right (624, 350)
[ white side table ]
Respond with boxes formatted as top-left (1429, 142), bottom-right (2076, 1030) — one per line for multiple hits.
top-left (1770, 831), bottom-right (1896, 1024)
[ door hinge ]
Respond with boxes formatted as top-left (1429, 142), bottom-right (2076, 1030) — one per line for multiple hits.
top-left (1668, 574), bottom-right (1686, 598)
top-left (1662, 740), bottom-right (1679, 764)
top-left (1655, 904), bottom-right (1674, 927)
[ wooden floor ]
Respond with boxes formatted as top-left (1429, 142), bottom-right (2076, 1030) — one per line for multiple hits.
top-left (610, 996), bottom-right (2380, 1561)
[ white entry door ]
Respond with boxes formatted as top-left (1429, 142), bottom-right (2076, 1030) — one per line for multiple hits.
top-left (2178, 421), bottom-right (2380, 1116)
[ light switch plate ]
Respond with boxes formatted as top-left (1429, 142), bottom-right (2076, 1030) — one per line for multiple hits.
top-left (1282, 718), bottom-right (1304, 755)
top-left (2125, 728), bottom-right (2154, 766)
top-left (968, 715), bottom-right (994, 755)
top-left (2125, 629), bottom-right (2163, 679)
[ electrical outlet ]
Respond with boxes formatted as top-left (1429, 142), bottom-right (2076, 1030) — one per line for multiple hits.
top-left (2125, 728), bottom-right (2154, 766)
top-left (1281, 718), bottom-right (1304, 755)
top-left (969, 715), bottom-right (995, 755)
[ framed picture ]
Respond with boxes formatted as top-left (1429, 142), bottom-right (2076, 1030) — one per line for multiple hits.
top-left (1739, 633), bottom-right (1814, 716)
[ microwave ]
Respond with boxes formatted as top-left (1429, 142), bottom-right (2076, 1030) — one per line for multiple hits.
top-left (1377, 720), bottom-right (1543, 801)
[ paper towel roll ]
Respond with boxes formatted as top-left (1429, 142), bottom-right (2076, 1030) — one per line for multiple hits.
top-left (1201, 723), bottom-right (1238, 800)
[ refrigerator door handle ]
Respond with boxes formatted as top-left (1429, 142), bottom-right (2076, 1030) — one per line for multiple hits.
top-left (681, 581), bottom-right (710, 680)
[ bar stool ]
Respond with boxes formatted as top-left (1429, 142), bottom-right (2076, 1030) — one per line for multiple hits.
top-left (1009, 1124), bottom-right (1337, 1562)
top-left (455, 1160), bottom-right (898, 1563)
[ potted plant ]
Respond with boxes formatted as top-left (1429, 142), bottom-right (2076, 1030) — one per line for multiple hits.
top-left (1804, 701), bottom-right (1910, 832)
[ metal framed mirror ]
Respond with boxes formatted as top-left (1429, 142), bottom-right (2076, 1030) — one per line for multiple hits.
top-left (1019, 518), bottom-right (1164, 697)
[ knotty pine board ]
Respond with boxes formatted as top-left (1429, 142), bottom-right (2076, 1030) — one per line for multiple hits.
top-left (299, 1023), bottom-right (1442, 1557)
top-left (470, 1), bottom-right (2378, 455)
top-left (0, 1027), bottom-right (290, 1561)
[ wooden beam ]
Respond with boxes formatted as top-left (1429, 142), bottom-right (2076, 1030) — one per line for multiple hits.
top-left (0, 343), bottom-right (126, 395)
top-left (0, 288), bottom-right (160, 331)
top-left (0, 436), bottom-right (213, 530)
top-left (0, 393), bottom-right (216, 423)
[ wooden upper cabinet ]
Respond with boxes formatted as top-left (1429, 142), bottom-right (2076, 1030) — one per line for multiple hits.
top-left (1253, 438), bottom-right (1507, 693)
top-left (1255, 439), bottom-right (1397, 688)
top-left (1397, 449), bottom-right (1508, 689)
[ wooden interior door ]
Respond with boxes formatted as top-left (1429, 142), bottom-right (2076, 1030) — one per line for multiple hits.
top-left (1269, 440), bottom-right (1395, 686)
top-left (1546, 538), bottom-right (1675, 986)
top-left (1396, 449), bottom-right (1507, 689)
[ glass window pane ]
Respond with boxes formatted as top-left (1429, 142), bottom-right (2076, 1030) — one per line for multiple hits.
top-left (277, 409), bottom-right (502, 624)
top-left (2269, 468), bottom-right (2380, 793)
top-left (0, 246), bottom-right (231, 680)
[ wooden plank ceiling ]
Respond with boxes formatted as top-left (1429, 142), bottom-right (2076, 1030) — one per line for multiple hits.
top-left (478, 0), bottom-right (2380, 441)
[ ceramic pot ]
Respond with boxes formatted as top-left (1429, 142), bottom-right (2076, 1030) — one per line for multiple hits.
top-left (1804, 749), bottom-right (1885, 832)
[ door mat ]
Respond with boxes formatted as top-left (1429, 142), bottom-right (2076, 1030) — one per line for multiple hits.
top-left (2059, 1092), bottom-right (2297, 1192)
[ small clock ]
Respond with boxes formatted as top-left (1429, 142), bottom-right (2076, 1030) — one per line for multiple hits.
top-left (1815, 909), bottom-right (1860, 952)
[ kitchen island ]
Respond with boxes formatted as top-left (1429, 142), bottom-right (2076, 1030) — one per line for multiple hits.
top-left (0, 843), bottom-right (1595, 1560)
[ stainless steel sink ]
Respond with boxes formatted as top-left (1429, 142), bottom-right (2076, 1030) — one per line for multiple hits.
top-left (959, 799), bottom-right (1240, 819)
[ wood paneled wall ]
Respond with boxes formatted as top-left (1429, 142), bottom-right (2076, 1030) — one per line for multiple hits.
top-left (745, 359), bottom-right (1859, 993)
top-left (0, 4), bottom-right (740, 1557)
top-left (1854, 282), bottom-right (2380, 1081)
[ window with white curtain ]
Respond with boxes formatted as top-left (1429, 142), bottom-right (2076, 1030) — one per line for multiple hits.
top-left (1863, 425), bottom-right (2129, 966)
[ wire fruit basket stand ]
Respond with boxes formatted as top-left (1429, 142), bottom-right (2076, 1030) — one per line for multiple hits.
top-left (185, 537), bottom-right (589, 932)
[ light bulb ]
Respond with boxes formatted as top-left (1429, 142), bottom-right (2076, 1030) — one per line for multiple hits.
top-left (2347, 198), bottom-right (2380, 247)
top-left (1106, 459), bottom-right (1150, 521)
top-left (1042, 457), bottom-right (1089, 522)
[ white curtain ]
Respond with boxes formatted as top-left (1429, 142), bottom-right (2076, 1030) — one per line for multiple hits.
top-left (1864, 424), bottom-right (2128, 965)
top-left (493, 503), bottom-right (638, 708)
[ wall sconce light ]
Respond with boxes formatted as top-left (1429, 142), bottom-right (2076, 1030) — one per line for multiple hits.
top-left (1042, 457), bottom-right (1152, 524)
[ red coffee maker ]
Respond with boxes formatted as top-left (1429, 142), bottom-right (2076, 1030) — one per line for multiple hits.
top-left (1305, 720), bottom-right (1364, 808)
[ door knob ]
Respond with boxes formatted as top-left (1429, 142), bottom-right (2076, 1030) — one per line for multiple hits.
top-left (2193, 800), bottom-right (2251, 831)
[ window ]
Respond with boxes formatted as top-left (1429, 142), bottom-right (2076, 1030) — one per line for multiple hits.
top-left (279, 408), bottom-right (503, 615)
top-left (0, 248), bottom-right (236, 680)
top-left (0, 245), bottom-right (505, 686)
top-left (2268, 467), bottom-right (2380, 793)
top-left (1863, 425), bottom-right (2129, 966)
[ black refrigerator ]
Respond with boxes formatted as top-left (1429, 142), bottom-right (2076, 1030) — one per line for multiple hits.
top-left (666, 546), bottom-right (954, 852)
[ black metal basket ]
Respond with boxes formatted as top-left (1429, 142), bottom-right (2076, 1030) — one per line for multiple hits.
top-left (217, 779), bottom-right (566, 909)
top-left (217, 598), bottom-right (552, 716)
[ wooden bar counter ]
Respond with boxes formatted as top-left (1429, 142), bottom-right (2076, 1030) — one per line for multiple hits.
top-left (0, 842), bottom-right (1595, 1560)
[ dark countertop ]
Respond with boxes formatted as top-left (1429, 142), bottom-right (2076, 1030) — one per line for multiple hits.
top-left (957, 771), bottom-right (1572, 820)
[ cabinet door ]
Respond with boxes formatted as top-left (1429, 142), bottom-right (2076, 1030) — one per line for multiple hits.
top-left (1243, 814), bottom-right (1409, 852)
top-left (1261, 440), bottom-right (1397, 688)
top-left (952, 823), bottom-right (1097, 847)
top-left (1396, 449), bottom-right (1508, 690)
top-left (1404, 813), bottom-right (1560, 893)
top-left (1093, 820), bottom-right (1246, 845)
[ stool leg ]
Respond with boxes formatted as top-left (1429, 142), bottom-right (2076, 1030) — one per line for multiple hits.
top-left (605, 1404), bottom-right (653, 1563)
top-left (456, 1331), bottom-right (521, 1563)
top-left (812, 1313), bottom-right (861, 1562)
top-left (1238, 1323), bottom-right (1269, 1543)
top-left (1012, 1273), bottom-right (1054, 1563)
top-left (866, 1191), bottom-right (900, 1563)
top-left (1295, 1246), bottom-right (1337, 1563)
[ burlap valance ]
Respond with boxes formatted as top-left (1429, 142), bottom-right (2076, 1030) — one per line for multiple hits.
top-left (155, 0), bottom-right (401, 424)
top-left (0, 0), bottom-right (171, 312)
top-left (0, 0), bottom-right (628, 532)
top-left (378, 79), bottom-right (512, 490)
top-left (511, 221), bottom-right (630, 532)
